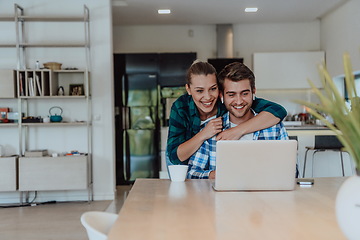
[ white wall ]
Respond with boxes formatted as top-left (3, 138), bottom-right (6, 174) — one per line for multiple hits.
top-left (113, 22), bottom-right (321, 68)
top-left (321, 0), bottom-right (360, 77)
top-left (113, 21), bottom-right (321, 115)
top-left (233, 22), bottom-right (321, 68)
top-left (0, 0), bottom-right (115, 202)
top-left (113, 25), bottom-right (217, 61)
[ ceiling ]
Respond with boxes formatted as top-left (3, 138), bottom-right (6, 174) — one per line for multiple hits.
top-left (112, 0), bottom-right (348, 26)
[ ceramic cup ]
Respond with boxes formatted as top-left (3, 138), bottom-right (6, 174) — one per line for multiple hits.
top-left (168, 165), bottom-right (188, 182)
top-left (43, 117), bottom-right (50, 123)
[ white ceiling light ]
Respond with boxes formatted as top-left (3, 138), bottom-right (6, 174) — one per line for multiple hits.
top-left (245, 7), bottom-right (258, 13)
top-left (158, 9), bottom-right (171, 14)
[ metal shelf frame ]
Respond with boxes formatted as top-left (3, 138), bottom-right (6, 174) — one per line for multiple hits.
top-left (0, 3), bottom-right (93, 202)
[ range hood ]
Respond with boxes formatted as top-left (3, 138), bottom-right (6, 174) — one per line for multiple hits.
top-left (216, 24), bottom-right (234, 58)
top-left (208, 24), bottom-right (243, 73)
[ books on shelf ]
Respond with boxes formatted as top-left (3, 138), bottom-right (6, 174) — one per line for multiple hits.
top-left (27, 76), bottom-right (42, 96)
top-left (35, 75), bottom-right (42, 96)
top-left (19, 73), bottom-right (24, 96)
top-left (28, 77), bottom-right (35, 96)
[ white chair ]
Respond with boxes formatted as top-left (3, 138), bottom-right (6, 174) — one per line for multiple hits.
top-left (80, 211), bottom-right (118, 240)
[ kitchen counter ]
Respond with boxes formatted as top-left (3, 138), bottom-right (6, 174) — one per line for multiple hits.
top-left (285, 124), bottom-right (329, 130)
top-left (286, 125), bottom-right (335, 137)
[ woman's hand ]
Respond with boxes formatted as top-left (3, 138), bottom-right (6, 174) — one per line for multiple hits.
top-left (216, 126), bottom-right (244, 140)
top-left (176, 117), bottom-right (222, 162)
top-left (200, 117), bottom-right (223, 140)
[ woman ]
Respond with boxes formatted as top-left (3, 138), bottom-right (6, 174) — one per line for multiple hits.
top-left (167, 61), bottom-right (287, 165)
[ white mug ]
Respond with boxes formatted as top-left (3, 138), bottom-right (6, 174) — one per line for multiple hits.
top-left (168, 165), bottom-right (188, 182)
top-left (43, 117), bottom-right (50, 123)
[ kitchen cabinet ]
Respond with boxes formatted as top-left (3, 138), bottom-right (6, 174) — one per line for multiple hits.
top-left (19, 156), bottom-right (89, 191)
top-left (253, 51), bottom-right (325, 89)
top-left (0, 4), bottom-right (92, 202)
top-left (0, 156), bottom-right (18, 192)
top-left (0, 69), bottom-right (16, 98)
top-left (158, 53), bottom-right (196, 87)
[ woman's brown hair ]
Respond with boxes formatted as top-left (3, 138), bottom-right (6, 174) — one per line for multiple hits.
top-left (186, 60), bottom-right (217, 85)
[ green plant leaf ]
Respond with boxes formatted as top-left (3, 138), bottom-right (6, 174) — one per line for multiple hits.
top-left (294, 53), bottom-right (360, 168)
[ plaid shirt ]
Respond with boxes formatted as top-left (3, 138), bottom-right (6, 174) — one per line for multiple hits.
top-left (187, 111), bottom-right (289, 179)
top-left (166, 94), bottom-right (287, 165)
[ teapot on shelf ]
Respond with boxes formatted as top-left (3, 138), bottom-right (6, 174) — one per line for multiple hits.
top-left (49, 106), bottom-right (63, 122)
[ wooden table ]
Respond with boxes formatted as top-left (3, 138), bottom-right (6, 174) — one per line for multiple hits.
top-left (108, 178), bottom-right (347, 240)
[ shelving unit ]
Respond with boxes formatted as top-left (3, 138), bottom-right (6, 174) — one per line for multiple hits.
top-left (0, 156), bottom-right (18, 192)
top-left (0, 4), bottom-right (92, 202)
top-left (16, 69), bottom-right (89, 97)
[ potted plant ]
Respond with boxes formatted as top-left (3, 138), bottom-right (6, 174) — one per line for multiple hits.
top-left (296, 52), bottom-right (360, 239)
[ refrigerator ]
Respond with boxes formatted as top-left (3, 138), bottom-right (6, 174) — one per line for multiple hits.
top-left (114, 53), bottom-right (196, 185)
top-left (121, 73), bottom-right (160, 184)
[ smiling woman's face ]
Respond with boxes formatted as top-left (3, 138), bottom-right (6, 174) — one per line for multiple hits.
top-left (186, 73), bottom-right (219, 120)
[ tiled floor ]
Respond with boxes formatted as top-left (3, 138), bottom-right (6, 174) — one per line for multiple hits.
top-left (0, 185), bottom-right (132, 240)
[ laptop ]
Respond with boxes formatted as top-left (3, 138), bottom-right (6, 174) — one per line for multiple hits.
top-left (213, 140), bottom-right (297, 191)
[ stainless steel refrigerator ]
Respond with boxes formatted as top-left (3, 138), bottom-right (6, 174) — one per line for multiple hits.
top-left (121, 73), bottom-right (160, 183)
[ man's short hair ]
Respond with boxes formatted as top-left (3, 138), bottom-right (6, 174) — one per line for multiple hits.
top-left (218, 62), bottom-right (255, 92)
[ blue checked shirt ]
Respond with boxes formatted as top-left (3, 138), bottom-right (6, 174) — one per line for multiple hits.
top-left (187, 111), bottom-right (289, 179)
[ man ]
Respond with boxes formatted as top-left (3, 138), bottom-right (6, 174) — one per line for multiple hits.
top-left (187, 62), bottom-right (288, 179)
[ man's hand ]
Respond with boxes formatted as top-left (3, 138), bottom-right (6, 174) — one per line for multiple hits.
top-left (200, 117), bottom-right (223, 140)
top-left (216, 127), bottom-right (243, 140)
top-left (209, 170), bottom-right (216, 179)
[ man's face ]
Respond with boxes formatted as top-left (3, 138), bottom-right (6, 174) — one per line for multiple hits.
top-left (221, 78), bottom-right (255, 124)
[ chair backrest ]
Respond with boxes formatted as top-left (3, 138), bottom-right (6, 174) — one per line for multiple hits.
top-left (314, 135), bottom-right (343, 149)
top-left (288, 136), bottom-right (298, 141)
top-left (80, 211), bottom-right (118, 240)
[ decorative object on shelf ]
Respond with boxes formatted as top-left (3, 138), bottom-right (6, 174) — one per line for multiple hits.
top-left (69, 84), bottom-right (84, 96)
top-left (43, 62), bottom-right (62, 70)
top-left (7, 112), bottom-right (19, 123)
top-left (35, 60), bottom-right (40, 70)
top-left (0, 108), bottom-right (9, 120)
top-left (22, 116), bottom-right (42, 123)
top-left (43, 116), bottom-right (50, 123)
top-left (57, 86), bottom-right (64, 96)
top-left (295, 53), bottom-right (360, 240)
top-left (49, 106), bottom-right (63, 122)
